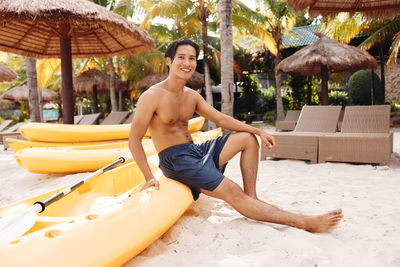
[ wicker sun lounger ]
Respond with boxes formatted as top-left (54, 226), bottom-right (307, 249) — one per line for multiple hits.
top-left (78, 113), bottom-right (101, 125)
top-left (123, 112), bottom-right (135, 124)
top-left (1, 122), bottom-right (27, 149)
top-left (0, 119), bottom-right (12, 132)
top-left (318, 105), bottom-right (393, 166)
top-left (275, 110), bottom-right (301, 131)
top-left (100, 111), bottom-right (129, 125)
top-left (261, 105), bottom-right (342, 164)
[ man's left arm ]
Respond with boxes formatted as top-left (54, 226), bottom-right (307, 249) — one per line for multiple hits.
top-left (193, 92), bottom-right (275, 150)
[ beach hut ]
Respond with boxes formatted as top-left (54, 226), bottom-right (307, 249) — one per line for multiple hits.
top-left (0, 85), bottom-right (59, 103)
top-left (276, 32), bottom-right (377, 105)
top-left (0, 62), bottom-right (17, 82)
top-left (74, 68), bottom-right (127, 113)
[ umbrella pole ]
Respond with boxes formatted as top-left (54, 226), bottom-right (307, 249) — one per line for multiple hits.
top-left (60, 35), bottom-right (74, 124)
top-left (93, 85), bottom-right (99, 114)
top-left (321, 65), bottom-right (329, 105)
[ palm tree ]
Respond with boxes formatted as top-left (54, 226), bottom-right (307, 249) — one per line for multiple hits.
top-left (140, 0), bottom-right (216, 109)
top-left (220, 0), bottom-right (234, 118)
top-left (89, 0), bottom-right (138, 112)
top-left (25, 57), bottom-right (42, 122)
top-left (242, 0), bottom-right (296, 120)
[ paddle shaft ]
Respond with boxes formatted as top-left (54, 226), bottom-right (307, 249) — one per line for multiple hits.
top-left (34, 156), bottom-right (127, 213)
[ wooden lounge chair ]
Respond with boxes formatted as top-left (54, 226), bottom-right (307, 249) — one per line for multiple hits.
top-left (100, 111), bottom-right (129, 125)
top-left (275, 110), bottom-right (301, 131)
top-left (0, 120), bottom-right (12, 132)
top-left (1, 122), bottom-right (27, 149)
top-left (78, 113), bottom-right (101, 125)
top-left (318, 105), bottom-right (393, 166)
top-left (261, 105), bottom-right (342, 164)
top-left (74, 115), bottom-right (84, 124)
top-left (123, 112), bottom-right (135, 124)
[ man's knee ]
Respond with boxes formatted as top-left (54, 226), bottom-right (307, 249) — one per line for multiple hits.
top-left (239, 132), bottom-right (259, 150)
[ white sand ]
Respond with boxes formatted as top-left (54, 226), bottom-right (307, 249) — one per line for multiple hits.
top-left (1, 127), bottom-right (400, 266)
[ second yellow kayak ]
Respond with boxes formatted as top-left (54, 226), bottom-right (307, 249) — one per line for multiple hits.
top-left (15, 128), bottom-right (222, 174)
top-left (20, 116), bottom-right (206, 143)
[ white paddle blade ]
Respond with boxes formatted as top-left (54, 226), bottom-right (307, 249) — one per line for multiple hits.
top-left (0, 206), bottom-right (38, 244)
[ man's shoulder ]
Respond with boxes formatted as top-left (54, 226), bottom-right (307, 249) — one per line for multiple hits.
top-left (141, 85), bottom-right (164, 98)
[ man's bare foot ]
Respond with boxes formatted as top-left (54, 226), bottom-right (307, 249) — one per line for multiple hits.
top-left (303, 209), bottom-right (344, 233)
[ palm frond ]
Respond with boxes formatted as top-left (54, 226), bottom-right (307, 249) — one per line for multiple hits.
top-left (388, 31), bottom-right (400, 64)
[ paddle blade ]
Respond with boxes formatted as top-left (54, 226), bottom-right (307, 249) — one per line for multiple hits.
top-left (0, 206), bottom-right (38, 244)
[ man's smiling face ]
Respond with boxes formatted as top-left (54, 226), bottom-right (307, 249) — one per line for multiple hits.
top-left (166, 44), bottom-right (197, 81)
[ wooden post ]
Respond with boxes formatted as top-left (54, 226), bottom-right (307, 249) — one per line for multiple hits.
top-left (321, 65), bottom-right (329, 105)
top-left (59, 23), bottom-right (74, 124)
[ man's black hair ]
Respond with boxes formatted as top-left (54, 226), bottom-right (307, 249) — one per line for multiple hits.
top-left (164, 37), bottom-right (200, 60)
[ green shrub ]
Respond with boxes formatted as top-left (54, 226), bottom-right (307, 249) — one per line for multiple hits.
top-left (348, 70), bottom-right (383, 105)
top-left (328, 91), bottom-right (349, 107)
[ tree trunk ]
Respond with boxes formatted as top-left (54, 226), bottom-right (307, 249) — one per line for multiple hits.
top-left (321, 66), bottom-right (329, 105)
top-left (93, 85), bottom-right (99, 114)
top-left (108, 57), bottom-right (118, 112)
top-left (219, 0), bottom-right (234, 122)
top-left (116, 58), bottom-right (123, 111)
top-left (201, 4), bottom-right (215, 129)
top-left (273, 56), bottom-right (285, 121)
top-left (25, 57), bottom-right (41, 122)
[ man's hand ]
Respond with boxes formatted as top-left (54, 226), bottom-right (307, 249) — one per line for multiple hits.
top-left (259, 131), bottom-right (275, 151)
top-left (140, 178), bottom-right (160, 191)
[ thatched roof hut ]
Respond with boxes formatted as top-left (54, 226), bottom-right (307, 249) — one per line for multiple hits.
top-left (135, 71), bottom-right (213, 93)
top-left (276, 32), bottom-right (377, 76)
top-left (0, 85), bottom-right (59, 102)
top-left (276, 32), bottom-right (377, 105)
top-left (0, 0), bottom-right (155, 58)
top-left (73, 69), bottom-right (127, 97)
top-left (0, 61), bottom-right (17, 82)
top-left (287, 0), bottom-right (400, 19)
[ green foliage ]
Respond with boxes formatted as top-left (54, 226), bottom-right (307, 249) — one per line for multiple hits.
top-left (348, 70), bottom-right (383, 105)
top-left (286, 74), bottom-right (308, 110)
top-left (282, 74), bottom-right (320, 110)
top-left (387, 100), bottom-right (400, 112)
top-left (239, 75), bottom-right (260, 113)
top-left (328, 91), bottom-right (349, 107)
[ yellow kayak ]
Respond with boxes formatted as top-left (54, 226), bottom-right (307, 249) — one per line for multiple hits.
top-left (0, 160), bottom-right (193, 266)
top-left (6, 139), bottom-right (129, 153)
top-left (14, 128), bottom-right (222, 174)
top-left (20, 116), bottom-right (205, 143)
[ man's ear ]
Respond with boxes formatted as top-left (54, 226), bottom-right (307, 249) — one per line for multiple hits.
top-left (165, 57), bottom-right (172, 66)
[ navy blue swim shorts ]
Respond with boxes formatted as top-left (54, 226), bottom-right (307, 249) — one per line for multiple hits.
top-left (158, 134), bottom-right (230, 200)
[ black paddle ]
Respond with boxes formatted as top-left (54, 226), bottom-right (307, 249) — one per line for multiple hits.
top-left (0, 152), bottom-right (132, 244)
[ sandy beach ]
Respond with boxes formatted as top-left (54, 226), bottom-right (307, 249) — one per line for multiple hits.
top-left (1, 126), bottom-right (400, 266)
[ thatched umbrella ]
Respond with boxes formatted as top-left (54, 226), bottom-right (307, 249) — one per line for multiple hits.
top-left (0, 0), bottom-right (154, 124)
top-left (74, 68), bottom-right (127, 113)
top-left (276, 32), bottom-right (378, 105)
top-left (0, 85), bottom-right (59, 102)
top-left (135, 71), bottom-right (213, 93)
top-left (287, 0), bottom-right (400, 19)
top-left (0, 61), bottom-right (17, 82)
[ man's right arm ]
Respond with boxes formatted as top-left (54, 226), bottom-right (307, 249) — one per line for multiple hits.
top-left (128, 91), bottom-right (159, 190)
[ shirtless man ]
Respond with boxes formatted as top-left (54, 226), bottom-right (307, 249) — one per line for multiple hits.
top-left (128, 37), bottom-right (343, 233)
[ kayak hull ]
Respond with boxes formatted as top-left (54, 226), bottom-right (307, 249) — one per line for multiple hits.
top-left (0, 161), bottom-right (193, 267)
top-left (20, 116), bottom-right (205, 143)
top-left (14, 128), bottom-right (221, 174)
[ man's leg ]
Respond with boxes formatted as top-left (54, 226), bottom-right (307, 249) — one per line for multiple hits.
top-left (201, 178), bottom-right (343, 233)
top-left (218, 132), bottom-right (260, 199)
